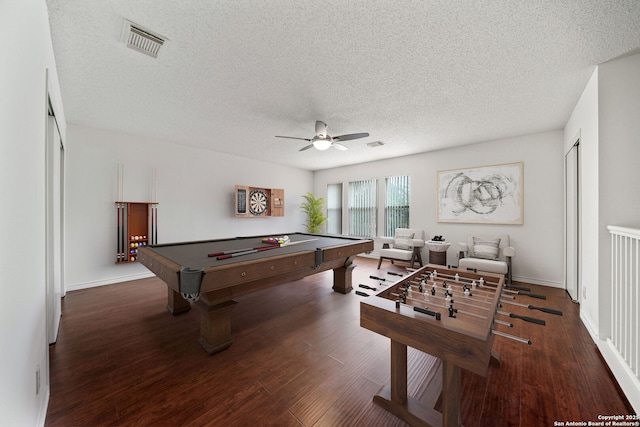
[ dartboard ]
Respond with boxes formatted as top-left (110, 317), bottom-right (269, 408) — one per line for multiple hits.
top-left (249, 189), bottom-right (268, 215)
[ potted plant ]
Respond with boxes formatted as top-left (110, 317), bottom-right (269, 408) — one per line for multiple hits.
top-left (300, 192), bottom-right (328, 233)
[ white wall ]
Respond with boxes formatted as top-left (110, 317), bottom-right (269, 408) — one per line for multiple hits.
top-left (564, 68), bottom-right (599, 333)
top-left (597, 53), bottom-right (640, 338)
top-left (0, 1), bottom-right (66, 426)
top-left (314, 130), bottom-right (565, 287)
top-left (65, 125), bottom-right (313, 290)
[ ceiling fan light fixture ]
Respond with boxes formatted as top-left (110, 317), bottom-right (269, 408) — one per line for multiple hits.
top-left (313, 139), bottom-right (332, 150)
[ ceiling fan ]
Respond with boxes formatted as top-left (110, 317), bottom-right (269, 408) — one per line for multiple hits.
top-left (276, 121), bottom-right (369, 151)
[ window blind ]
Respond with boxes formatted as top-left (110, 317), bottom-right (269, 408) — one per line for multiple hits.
top-left (326, 183), bottom-right (343, 234)
top-left (385, 175), bottom-right (410, 236)
top-left (348, 179), bottom-right (377, 238)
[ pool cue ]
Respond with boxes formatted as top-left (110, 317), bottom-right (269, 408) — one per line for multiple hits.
top-left (116, 203), bottom-right (122, 262)
top-left (208, 245), bottom-right (274, 257)
top-left (215, 246), bottom-right (277, 259)
top-left (215, 238), bottom-right (319, 260)
top-left (209, 237), bottom-right (319, 257)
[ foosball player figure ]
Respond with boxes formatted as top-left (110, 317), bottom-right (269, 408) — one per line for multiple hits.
top-left (431, 287), bottom-right (436, 296)
top-left (445, 295), bottom-right (454, 306)
top-left (448, 304), bottom-right (457, 318)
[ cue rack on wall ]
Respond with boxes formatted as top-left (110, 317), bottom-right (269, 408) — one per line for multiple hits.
top-left (115, 202), bottom-right (158, 263)
top-left (235, 185), bottom-right (284, 218)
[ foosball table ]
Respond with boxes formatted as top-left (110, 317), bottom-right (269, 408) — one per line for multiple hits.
top-left (360, 264), bottom-right (562, 427)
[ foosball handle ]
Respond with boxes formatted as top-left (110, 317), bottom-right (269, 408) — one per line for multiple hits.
top-left (413, 306), bottom-right (442, 321)
top-left (519, 292), bottom-right (547, 300)
top-left (509, 313), bottom-right (546, 326)
top-left (529, 305), bottom-right (563, 316)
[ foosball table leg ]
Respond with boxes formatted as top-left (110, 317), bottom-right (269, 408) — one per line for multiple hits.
top-left (490, 349), bottom-right (502, 367)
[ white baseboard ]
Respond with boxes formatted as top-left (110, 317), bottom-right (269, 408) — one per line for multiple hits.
top-left (66, 271), bottom-right (155, 292)
top-left (512, 275), bottom-right (564, 288)
top-left (37, 387), bottom-right (49, 427)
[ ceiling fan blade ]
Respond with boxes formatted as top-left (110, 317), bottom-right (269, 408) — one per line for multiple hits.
top-left (299, 144), bottom-right (314, 151)
top-left (315, 121), bottom-right (328, 138)
top-left (333, 142), bottom-right (348, 150)
top-left (333, 132), bottom-right (369, 141)
top-left (275, 135), bottom-right (312, 142)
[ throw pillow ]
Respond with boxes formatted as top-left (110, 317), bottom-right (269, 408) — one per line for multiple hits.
top-left (472, 237), bottom-right (501, 260)
top-left (393, 231), bottom-right (415, 250)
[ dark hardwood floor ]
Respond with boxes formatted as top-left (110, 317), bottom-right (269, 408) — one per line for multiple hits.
top-left (45, 257), bottom-right (632, 426)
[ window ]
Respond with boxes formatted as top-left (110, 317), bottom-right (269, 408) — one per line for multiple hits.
top-left (326, 183), bottom-right (342, 234)
top-left (348, 179), bottom-right (377, 237)
top-left (385, 175), bottom-right (410, 236)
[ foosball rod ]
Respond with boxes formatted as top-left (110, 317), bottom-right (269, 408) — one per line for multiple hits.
top-left (394, 287), bottom-right (492, 313)
top-left (479, 281), bottom-right (547, 299)
top-left (402, 283), bottom-right (494, 310)
top-left (423, 270), bottom-right (501, 287)
top-left (492, 329), bottom-right (532, 345)
top-left (395, 292), bottom-right (515, 326)
top-left (497, 310), bottom-right (546, 325)
top-left (499, 299), bottom-right (563, 316)
top-left (418, 272), bottom-right (547, 300)
top-left (442, 267), bottom-right (532, 292)
top-left (402, 282), bottom-right (548, 324)
top-left (410, 278), bottom-right (502, 304)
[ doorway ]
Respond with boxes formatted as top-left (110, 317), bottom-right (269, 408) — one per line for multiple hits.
top-left (45, 93), bottom-right (64, 345)
top-left (565, 139), bottom-right (580, 302)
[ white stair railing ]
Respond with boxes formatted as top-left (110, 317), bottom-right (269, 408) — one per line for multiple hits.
top-left (607, 225), bottom-right (640, 411)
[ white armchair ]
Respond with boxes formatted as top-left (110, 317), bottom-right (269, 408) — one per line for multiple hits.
top-left (458, 234), bottom-right (514, 284)
top-left (377, 228), bottom-right (425, 269)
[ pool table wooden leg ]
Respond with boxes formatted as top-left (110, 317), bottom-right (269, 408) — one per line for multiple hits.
top-left (332, 257), bottom-right (356, 294)
top-left (166, 287), bottom-right (191, 315)
top-left (194, 296), bottom-right (238, 355)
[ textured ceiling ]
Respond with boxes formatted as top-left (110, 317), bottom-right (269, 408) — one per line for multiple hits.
top-left (47, 0), bottom-right (640, 171)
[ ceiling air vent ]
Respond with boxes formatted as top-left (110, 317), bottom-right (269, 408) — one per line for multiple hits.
top-left (121, 19), bottom-right (165, 58)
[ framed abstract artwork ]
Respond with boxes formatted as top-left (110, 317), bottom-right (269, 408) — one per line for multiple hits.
top-left (437, 162), bottom-right (523, 224)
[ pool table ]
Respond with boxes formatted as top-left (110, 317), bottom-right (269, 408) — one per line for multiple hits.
top-left (138, 232), bottom-right (373, 354)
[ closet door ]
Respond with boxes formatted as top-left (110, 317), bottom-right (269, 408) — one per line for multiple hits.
top-left (46, 111), bottom-right (64, 343)
top-left (565, 141), bottom-right (580, 302)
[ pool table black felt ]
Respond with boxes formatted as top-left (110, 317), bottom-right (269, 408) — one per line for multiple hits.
top-left (142, 232), bottom-right (363, 270)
